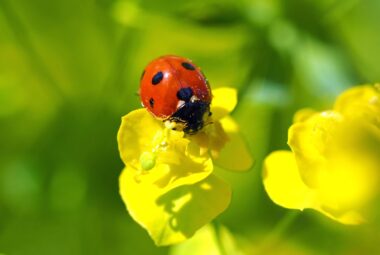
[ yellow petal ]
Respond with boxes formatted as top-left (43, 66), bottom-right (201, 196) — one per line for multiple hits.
top-left (293, 108), bottom-right (317, 123)
top-left (314, 151), bottom-right (379, 223)
top-left (154, 143), bottom-right (214, 192)
top-left (334, 84), bottom-right (380, 128)
top-left (262, 151), bottom-right (365, 225)
top-left (263, 151), bottom-right (316, 210)
top-left (191, 121), bottom-right (229, 159)
top-left (119, 168), bottom-right (231, 246)
top-left (117, 109), bottom-right (165, 169)
top-left (118, 108), bottom-right (213, 192)
top-left (211, 87), bottom-right (238, 121)
top-left (213, 116), bottom-right (254, 171)
top-left (265, 86), bottom-right (380, 225)
top-left (317, 208), bottom-right (364, 225)
top-left (288, 111), bottom-right (344, 188)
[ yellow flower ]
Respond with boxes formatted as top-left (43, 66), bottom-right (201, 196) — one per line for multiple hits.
top-left (263, 84), bottom-right (380, 224)
top-left (117, 87), bottom-right (253, 246)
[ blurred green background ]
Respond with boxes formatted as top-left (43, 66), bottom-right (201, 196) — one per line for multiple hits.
top-left (1, 0), bottom-right (380, 254)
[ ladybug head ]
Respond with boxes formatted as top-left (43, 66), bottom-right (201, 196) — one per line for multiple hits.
top-left (170, 99), bottom-right (211, 134)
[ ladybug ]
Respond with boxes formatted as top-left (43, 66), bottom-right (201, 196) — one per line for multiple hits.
top-left (140, 55), bottom-right (212, 134)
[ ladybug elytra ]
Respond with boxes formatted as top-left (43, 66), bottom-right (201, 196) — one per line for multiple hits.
top-left (140, 55), bottom-right (212, 134)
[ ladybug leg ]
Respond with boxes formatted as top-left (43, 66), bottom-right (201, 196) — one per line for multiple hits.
top-left (166, 117), bottom-right (187, 131)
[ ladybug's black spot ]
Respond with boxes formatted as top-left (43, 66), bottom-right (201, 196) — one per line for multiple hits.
top-left (177, 87), bottom-right (193, 102)
top-left (152, 71), bottom-right (163, 85)
top-left (149, 98), bottom-right (154, 108)
top-left (140, 69), bottom-right (145, 80)
top-left (181, 62), bottom-right (196, 71)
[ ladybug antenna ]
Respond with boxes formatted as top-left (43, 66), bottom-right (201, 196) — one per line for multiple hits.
top-left (204, 120), bottom-right (213, 127)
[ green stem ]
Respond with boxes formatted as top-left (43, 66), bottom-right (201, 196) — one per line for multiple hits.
top-left (255, 210), bottom-right (300, 254)
top-left (213, 221), bottom-right (228, 255)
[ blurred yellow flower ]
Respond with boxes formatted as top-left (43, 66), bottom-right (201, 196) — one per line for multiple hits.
top-left (117, 87), bottom-right (253, 246)
top-left (263, 84), bottom-right (380, 225)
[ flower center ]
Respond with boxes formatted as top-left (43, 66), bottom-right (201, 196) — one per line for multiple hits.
top-left (138, 121), bottom-right (177, 171)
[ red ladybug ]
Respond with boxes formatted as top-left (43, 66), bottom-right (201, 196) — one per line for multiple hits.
top-left (140, 55), bottom-right (212, 134)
